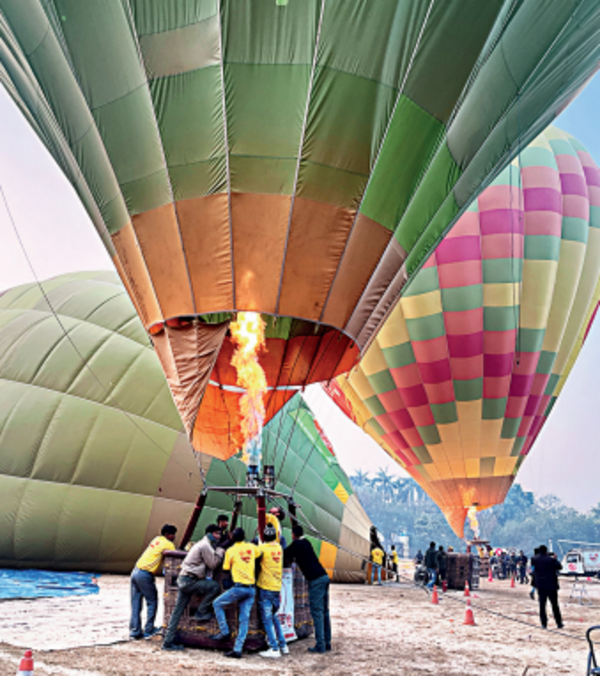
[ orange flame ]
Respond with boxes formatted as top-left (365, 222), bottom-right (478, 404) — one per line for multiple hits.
top-left (467, 506), bottom-right (480, 539)
top-left (230, 312), bottom-right (267, 465)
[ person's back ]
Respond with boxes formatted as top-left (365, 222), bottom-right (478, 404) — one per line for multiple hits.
top-left (211, 528), bottom-right (259, 658)
top-left (531, 551), bottom-right (562, 590)
top-left (284, 534), bottom-right (327, 581)
top-left (257, 526), bottom-right (288, 659)
top-left (531, 545), bottom-right (563, 629)
top-left (285, 525), bottom-right (331, 654)
top-left (130, 524), bottom-right (177, 640)
top-left (424, 544), bottom-right (438, 570)
top-left (415, 550), bottom-right (423, 564)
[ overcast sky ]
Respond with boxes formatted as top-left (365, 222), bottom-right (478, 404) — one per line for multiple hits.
top-left (0, 75), bottom-right (599, 512)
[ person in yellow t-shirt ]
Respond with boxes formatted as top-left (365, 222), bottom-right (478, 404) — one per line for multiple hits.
top-left (130, 524), bottom-right (177, 640)
top-left (371, 546), bottom-right (385, 585)
top-left (210, 528), bottom-right (258, 659)
top-left (265, 507), bottom-right (288, 548)
top-left (257, 524), bottom-right (288, 659)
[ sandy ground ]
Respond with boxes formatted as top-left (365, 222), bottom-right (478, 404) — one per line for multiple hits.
top-left (0, 572), bottom-right (597, 675)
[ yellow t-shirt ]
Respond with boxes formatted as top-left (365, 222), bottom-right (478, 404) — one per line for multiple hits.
top-left (135, 536), bottom-right (175, 575)
top-left (257, 542), bottom-right (283, 592)
top-left (371, 548), bottom-right (384, 565)
top-left (224, 541), bottom-right (259, 585)
top-left (392, 551), bottom-right (399, 565)
top-left (265, 514), bottom-right (282, 542)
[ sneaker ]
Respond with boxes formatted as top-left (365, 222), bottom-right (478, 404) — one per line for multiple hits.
top-left (144, 627), bottom-right (162, 639)
top-left (194, 613), bottom-right (214, 622)
top-left (280, 644), bottom-right (290, 655)
top-left (209, 631), bottom-right (231, 641)
top-left (308, 646), bottom-right (326, 654)
top-left (557, 623), bottom-right (564, 629)
top-left (326, 644), bottom-right (332, 651)
top-left (260, 648), bottom-right (281, 658)
top-left (161, 643), bottom-right (185, 651)
top-left (225, 650), bottom-right (242, 659)
top-left (129, 633), bottom-right (143, 641)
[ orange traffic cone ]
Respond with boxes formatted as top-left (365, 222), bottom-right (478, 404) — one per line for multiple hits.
top-left (488, 567), bottom-right (493, 582)
top-left (431, 585), bottom-right (439, 604)
top-left (463, 599), bottom-right (476, 626)
top-left (464, 581), bottom-right (470, 597)
top-left (510, 575), bottom-right (515, 588)
top-left (17, 650), bottom-right (34, 675)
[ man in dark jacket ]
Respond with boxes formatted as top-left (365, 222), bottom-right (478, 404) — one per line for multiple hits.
top-left (284, 525), bottom-right (330, 654)
top-left (531, 545), bottom-right (563, 629)
top-left (437, 545), bottom-right (447, 584)
top-left (424, 542), bottom-right (438, 590)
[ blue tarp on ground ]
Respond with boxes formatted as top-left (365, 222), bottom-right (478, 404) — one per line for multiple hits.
top-left (0, 569), bottom-right (100, 600)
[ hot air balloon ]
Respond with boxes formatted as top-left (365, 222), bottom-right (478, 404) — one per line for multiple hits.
top-left (326, 126), bottom-right (600, 537)
top-left (0, 271), bottom-right (371, 580)
top-left (0, 1), bottom-right (598, 460)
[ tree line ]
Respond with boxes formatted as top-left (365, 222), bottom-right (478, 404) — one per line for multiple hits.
top-left (351, 469), bottom-right (600, 556)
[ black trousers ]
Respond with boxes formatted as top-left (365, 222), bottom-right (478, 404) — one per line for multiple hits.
top-left (538, 588), bottom-right (562, 628)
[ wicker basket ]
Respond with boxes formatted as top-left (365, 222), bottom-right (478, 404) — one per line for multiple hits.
top-left (162, 551), bottom-right (313, 651)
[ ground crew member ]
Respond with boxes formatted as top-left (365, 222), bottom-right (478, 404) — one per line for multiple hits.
top-left (371, 545), bottom-right (385, 585)
top-left (390, 545), bottom-right (400, 581)
top-left (130, 524), bottom-right (177, 640)
top-left (210, 528), bottom-right (259, 658)
top-left (284, 525), bottom-right (331, 654)
top-left (424, 541), bottom-right (438, 590)
top-left (257, 524), bottom-right (289, 659)
top-left (161, 524), bottom-right (224, 651)
top-left (266, 506), bottom-right (288, 548)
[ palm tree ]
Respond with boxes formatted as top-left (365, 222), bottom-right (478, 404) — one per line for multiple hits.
top-left (350, 470), bottom-right (371, 491)
top-left (373, 468), bottom-right (395, 502)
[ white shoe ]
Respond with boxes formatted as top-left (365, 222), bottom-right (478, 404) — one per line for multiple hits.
top-left (280, 644), bottom-right (290, 655)
top-left (260, 648), bottom-right (281, 659)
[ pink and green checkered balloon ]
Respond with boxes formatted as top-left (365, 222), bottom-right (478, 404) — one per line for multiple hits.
top-left (331, 126), bottom-right (600, 536)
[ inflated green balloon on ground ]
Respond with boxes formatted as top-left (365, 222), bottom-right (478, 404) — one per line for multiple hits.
top-left (0, 1), bottom-right (598, 460)
top-left (0, 272), bottom-right (370, 580)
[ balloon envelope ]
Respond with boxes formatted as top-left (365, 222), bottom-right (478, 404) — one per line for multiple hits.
top-left (329, 126), bottom-right (600, 536)
top-left (0, 1), bottom-right (599, 456)
top-left (0, 271), bottom-right (370, 579)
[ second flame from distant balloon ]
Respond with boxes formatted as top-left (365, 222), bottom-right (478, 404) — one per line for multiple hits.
top-left (467, 506), bottom-right (480, 539)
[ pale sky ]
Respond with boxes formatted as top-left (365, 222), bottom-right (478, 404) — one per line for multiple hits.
top-left (0, 75), bottom-right (599, 512)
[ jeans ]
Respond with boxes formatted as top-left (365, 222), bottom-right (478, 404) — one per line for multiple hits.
top-left (308, 574), bottom-right (331, 650)
top-left (130, 568), bottom-right (158, 637)
top-left (538, 589), bottom-right (562, 628)
top-left (213, 584), bottom-right (256, 652)
top-left (426, 568), bottom-right (437, 589)
top-left (371, 564), bottom-right (382, 584)
top-left (163, 575), bottom-right (221, 646)
top-left (258, 588), bottom-right (286, 650)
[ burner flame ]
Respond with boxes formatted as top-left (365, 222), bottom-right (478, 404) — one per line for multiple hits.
top-left (230, 312), bottom-right (267, 468)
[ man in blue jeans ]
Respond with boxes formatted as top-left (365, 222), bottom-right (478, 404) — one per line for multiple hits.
top-left (210, 528), bottom-right (258, 659)
top-left (284, 525), bottom-right (331, 654)
top-left (257, 524), bottom-right (289, 658)
top-left (130, 524), bottom-right (177, 640)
